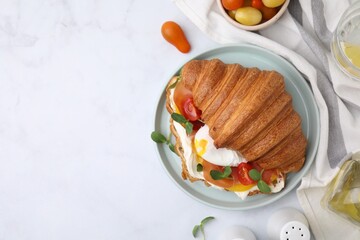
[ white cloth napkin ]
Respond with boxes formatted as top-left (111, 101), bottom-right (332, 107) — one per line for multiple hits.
top-left (174, 0), bottom-right (360, 239)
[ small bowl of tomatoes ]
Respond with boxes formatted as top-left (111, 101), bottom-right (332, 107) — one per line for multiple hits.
top-left (217, 0), bottom-right (290, 31)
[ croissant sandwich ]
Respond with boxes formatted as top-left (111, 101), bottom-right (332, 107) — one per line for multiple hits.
top-left (165, 59), bottom-right (307, 199)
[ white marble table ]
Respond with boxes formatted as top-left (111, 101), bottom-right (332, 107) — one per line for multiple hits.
top-left (0, 0), bottom-right (307, 239)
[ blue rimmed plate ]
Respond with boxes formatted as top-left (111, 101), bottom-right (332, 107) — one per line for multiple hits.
top-left (153, 44), bottom-right (320, 210)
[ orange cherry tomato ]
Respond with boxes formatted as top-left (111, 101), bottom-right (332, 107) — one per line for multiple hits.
top-left (221, 0), bottom-right (244, 11)
top-left (161, 21), bottom-right (191, 53)
top-left (251, 0), bottom-right (264, 9)
top-left (260, 5), bottom-right (278, 21)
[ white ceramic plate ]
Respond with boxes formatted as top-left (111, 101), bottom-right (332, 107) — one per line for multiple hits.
top-left (153, 44), bottom-right (320, 210)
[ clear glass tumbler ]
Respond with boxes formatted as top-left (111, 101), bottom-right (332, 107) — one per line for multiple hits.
top-left (331, 1), bottom-right (360, 80)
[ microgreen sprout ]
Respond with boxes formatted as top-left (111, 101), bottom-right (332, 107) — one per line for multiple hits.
top-left (151, 131), bottom-right (178, 155)
top-left (210, 166), bottom-right (232, 180)
top-left (196, 163), bottom-right (203, 172)
top-left (249, 168), bottom-right (271, 193)
top-left (171, 113), bottom-right (193, 134)
top-left (192, 216), bottom-right (215, 240)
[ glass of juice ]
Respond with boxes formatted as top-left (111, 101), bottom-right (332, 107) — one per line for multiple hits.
top-left (331, 1), bottom-right (360, 80)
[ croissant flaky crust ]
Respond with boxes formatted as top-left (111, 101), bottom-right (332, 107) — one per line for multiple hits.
top-left (177, 59), bottom-right (307, 173)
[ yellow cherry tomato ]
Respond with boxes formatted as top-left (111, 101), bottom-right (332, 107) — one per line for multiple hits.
top-left (262, 0), bottom-right (285, 8)
top-left (235, 7), bottom-right (262, 26)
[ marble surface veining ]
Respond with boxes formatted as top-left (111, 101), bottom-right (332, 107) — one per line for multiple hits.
top-left (0, 0), bottom-right (304, 239)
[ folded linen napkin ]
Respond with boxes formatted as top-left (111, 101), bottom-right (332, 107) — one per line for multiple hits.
top-left (174, 0), bottom-right (360, 239)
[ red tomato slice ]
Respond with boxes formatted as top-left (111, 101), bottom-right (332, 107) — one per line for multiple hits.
top-left (173, 82), bottom-right (201, 121)
top-left (183, 98), bottom-right (201, 121)
top-left (237, 162), bottom-right (256, 185)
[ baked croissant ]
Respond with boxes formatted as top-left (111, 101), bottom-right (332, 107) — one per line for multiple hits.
top-left (163, 58), bottom-right (308, 199)
top-left (177, 58), bottom-right (307, 173)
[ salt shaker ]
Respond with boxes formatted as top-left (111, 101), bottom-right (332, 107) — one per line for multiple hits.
top-left (267, 208), bottom-right (311, 240)
top-left (218, 225), bottom-right (256, 240)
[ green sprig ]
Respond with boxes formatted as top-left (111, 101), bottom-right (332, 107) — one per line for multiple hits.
top-left (192, 216), bottom-right (215, 240)
top-left (150, 131), bottom-right (178, 155)
top-left (249, 169), bottom-right (261, 181)
top-left (210, 166), bottom-right (232, 180)
top-left (171, 113), bottom-right (193, 134)
top-left (248, 168), bottom-right (271, 193)
top-left (196, 164), bottom-right (203, 172)
top-left (258, 180), bottom-right (271, 193)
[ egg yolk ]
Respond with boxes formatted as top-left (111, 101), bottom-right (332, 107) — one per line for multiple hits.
top-left (226, 183), bottom-right (256, 192)
top-left (194, 139), bottom-right (207, 157)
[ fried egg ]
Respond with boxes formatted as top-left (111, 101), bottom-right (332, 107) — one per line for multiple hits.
top-left (194, 125), bottom-right (245, 166)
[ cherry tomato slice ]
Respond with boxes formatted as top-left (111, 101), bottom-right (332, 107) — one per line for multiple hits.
top-left (183, 98), bottom-right (201, 121)
top-left (173, 82), bottom-right (201, 121)
top-left (237, 162), bottom-right (256, 185)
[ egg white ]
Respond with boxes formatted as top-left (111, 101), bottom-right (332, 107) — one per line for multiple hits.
top-left (169, 87), bottom-right (284, 199)
top-left (194, 124), bottom-right (245, 167)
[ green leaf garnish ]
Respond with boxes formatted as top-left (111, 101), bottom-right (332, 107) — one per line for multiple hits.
top-left (192, 225), bottom-right (200, 238)
top-left (258, 180), bottom-right (271, 193)
top-left (192, 216), bottom-right (215, 239)
top-left (185, 122), bottom-right (193, 134)
top-left (171, 113), bottom-right (193, 134)
top-left (151, 131), bottom-right (178, 155)
top-left (168, 143), bottom-right (177, 155)
top-left (200, 216), bottom-right (215, 225)
top-left (210, 166), bottom-right (232, 180)
top-left (249, 169), bottom-right (261, 181)
top-left (197, 163), bottom-right (203, 172)
top-left (151, 131), bottom-right (167, 143)
top-left (171, 113), bottom-right (187, 124)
